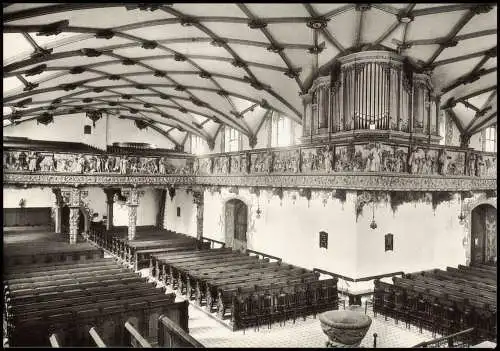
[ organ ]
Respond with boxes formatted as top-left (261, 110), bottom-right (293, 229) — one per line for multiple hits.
top-left (302, 51), bottom-right (440, 144)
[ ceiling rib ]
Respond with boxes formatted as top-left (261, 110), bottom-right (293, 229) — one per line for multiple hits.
top-left (303, 4), bottom-right (345, 53)
top-left (469, 111), bottom-right (497, 134)
top-left (425, 8), bottom-right (480, 66)
top-left (374, 4), bottom-right (416, 46)
top-left (446, 108), bottom-right (465, 134)
top-left (237, 4), bottom-right (304, 92)
top-left (431, 46), bottom-right (497, 68)
top-left (321, 4), bottom-right (355, 19)
top-left (159, 6), bottom-right (302, 119)
top-left (411, 4), bottom-right (480, 17)
top-left (440, 67), bottom-right (497, 94)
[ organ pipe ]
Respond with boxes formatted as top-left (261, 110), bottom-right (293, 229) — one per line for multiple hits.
top-left (302, 51), bottom-right (435, 139)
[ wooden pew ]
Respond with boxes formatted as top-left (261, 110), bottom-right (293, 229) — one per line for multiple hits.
top-left (89, 327), bottom-right (107, 347)
top-left (49, 333), bottom-right (61, 347)
top-left (158, 315), bottom-right (204, 348)
top-left (124, 320), bottom-right (152, 348)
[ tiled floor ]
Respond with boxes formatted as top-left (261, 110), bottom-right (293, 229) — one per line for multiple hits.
top-left (139, 268), bottom-right (438, 348)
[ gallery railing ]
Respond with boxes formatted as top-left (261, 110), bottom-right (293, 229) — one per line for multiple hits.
top-left (3, 142), bottom-right (496, 179)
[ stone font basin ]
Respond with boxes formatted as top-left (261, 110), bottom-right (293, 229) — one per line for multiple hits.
top-left (319, 310), bottom-right (372, 347)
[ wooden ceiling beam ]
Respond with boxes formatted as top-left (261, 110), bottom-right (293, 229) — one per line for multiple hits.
top-left (445, 108), bottom-right (465, 134)
top-left (468, 111), bottom-right (498, 134)
top-left (432, 46), bottom-right (497, 68)
top-left (411, 4), bottom-right (481, 17)
top-left (426, 10), bottom-right (477, 66)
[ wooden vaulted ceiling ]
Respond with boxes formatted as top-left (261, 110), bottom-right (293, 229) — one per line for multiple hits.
top-left (3, 3), bottom-right (498, 146)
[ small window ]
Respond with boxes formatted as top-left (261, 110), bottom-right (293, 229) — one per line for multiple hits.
top-left (319, 231), bottom-right (328, 249)
top-left (385, 233), bottom-right (394, 252)
top-left (176, 207), bottom-right (181, 217)
top-left (224, 127), bottom-right (240, 152)
top-left (84, 125), bottom-right (92, 134)
top-left (484, 126), bottom-right (496, 152)
top-left (191, 135), bottom-right (205, 155)
top-left (271, 112), bottom-right (293, 147)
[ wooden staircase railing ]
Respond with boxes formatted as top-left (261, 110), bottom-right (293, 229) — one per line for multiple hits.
top-left (412, 328), bottom-right (477, 348)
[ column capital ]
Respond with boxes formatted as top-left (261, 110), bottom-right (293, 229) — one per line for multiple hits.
top-left (121, 187), bottom-right (144, 206)
top-left (103, 187), bottom-right (119, 203)
top-left (61, 187), bottom-right (86, 207)
top-left (52, 187), bottom-right (64, 206)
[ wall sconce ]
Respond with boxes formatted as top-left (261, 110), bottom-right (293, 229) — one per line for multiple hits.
top-left (19, 198), bottom-right (26, 208)
top-left (256, 194), bottom-right (262, 219)
top-left (370, 202), bottom-right (377, 230)
top-left (458, 192), bottom-right (466, 225)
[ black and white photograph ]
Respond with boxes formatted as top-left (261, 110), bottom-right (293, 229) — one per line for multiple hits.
top-left (2, 2), bottom-right (497, 348)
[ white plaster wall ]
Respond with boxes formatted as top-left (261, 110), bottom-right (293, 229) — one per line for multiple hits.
top-left (164, 188), bottom-right (197, 237)
top-left (3, 187), bottom-right (55, 208)
top-left (3, 113), bottom-right (108, 150)
top-left (203, 188), bottom-right (358, 277)
top-left (355, 194), bottom-right (466, 278)
top-left (81, 187), bottom-right (107, 221)
top-left (113, 188), bottom-right (162, 226)
top-left (107, 117), bottom-right (175, 149)
top-left (4, 113), bottom-right (176, 150)
top-left (469, 131), bottom-right (482, 151)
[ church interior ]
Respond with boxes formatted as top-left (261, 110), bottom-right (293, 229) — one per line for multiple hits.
top-left (2, 3), bottom-right (497, 348)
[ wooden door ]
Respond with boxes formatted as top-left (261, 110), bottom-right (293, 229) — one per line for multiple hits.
top-left (471, 206), bottom-right (486, 264)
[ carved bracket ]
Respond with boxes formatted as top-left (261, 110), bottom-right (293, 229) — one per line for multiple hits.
top-left (298, 188), bottom-right (312, 201)
top-left (168, 186), bottom-right (176, 200)
top-left (272, 187), bottom-right (283, 200)
top-left (121, 188), bottom-right (144, 206)
top-left (249, 187), bottom-right (260, 197)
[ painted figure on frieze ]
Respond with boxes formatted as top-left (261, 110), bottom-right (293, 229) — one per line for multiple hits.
top-left (265, 150), bottom-right (273, 173)
top-left (88, 156), bottom-right (97, 172)
top-left (324, 146), bottom-right (334, 173)
top-left (241, 154), bottom-right (249, 174)
top-left (438, 149), bottom-right (450, 175)
top-left (366, 144), bottom-right (381, 172)
top-left (95, 156), bottom-right (103, 172)
top-left (475, 155), bottom-right (485, 177)
top-left (39, 154), bottom-right (56, 172)
top-left (467, 153), bottom-right (476, 176)
top-left (191, 158), bottom-right (199, 175)
top-left (4, 152), bottom-right (16, 170)
top-left (17, 151), bottom-right (28, 170)
top-left (28, 151), bottom-right (38, 172)
top-left (119, 156), bottom-right (129, 174)
top-left (421, 151), bottom-right (433, 175)
top-left (291, 149), bottom-right (300, 173)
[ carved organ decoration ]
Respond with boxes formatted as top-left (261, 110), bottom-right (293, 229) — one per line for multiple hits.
top-left (302, 51), bottom-right (439, 141)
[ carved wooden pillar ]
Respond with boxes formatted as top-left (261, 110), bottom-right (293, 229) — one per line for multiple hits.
top-left (104, 188), bottom-right (117, 230)
top-left (51, 188), bottom-right (63, 234)
top-left (62, 187), bottom-right (81, 244)
top-left (121, 188), bottom-right (143, 241)
top-left (193, 190), bottom-right (204, 242)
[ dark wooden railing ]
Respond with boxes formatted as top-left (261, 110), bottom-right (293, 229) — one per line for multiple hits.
top-left (125, 320), bottom-right (152, 348)
top-left (49, 333), bottom-right (61, 347)
top-left (412, 328), bottom-right (477, 348)
top-left (88, 327), bottom-right (107, 347)
top-left (246, 249), bottom-right (282, 263)
top-left (201, 237), bottom-right (225, 249)
top-left (158, 315), bottom-right (204, 348)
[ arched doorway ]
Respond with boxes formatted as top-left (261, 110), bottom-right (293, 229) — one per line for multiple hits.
top-left (470, 204), bottom-right (497, 266)
top-left (224, 199), bottom-right (248, 251)
top-left (61, 205), bottom-right (87, 236)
